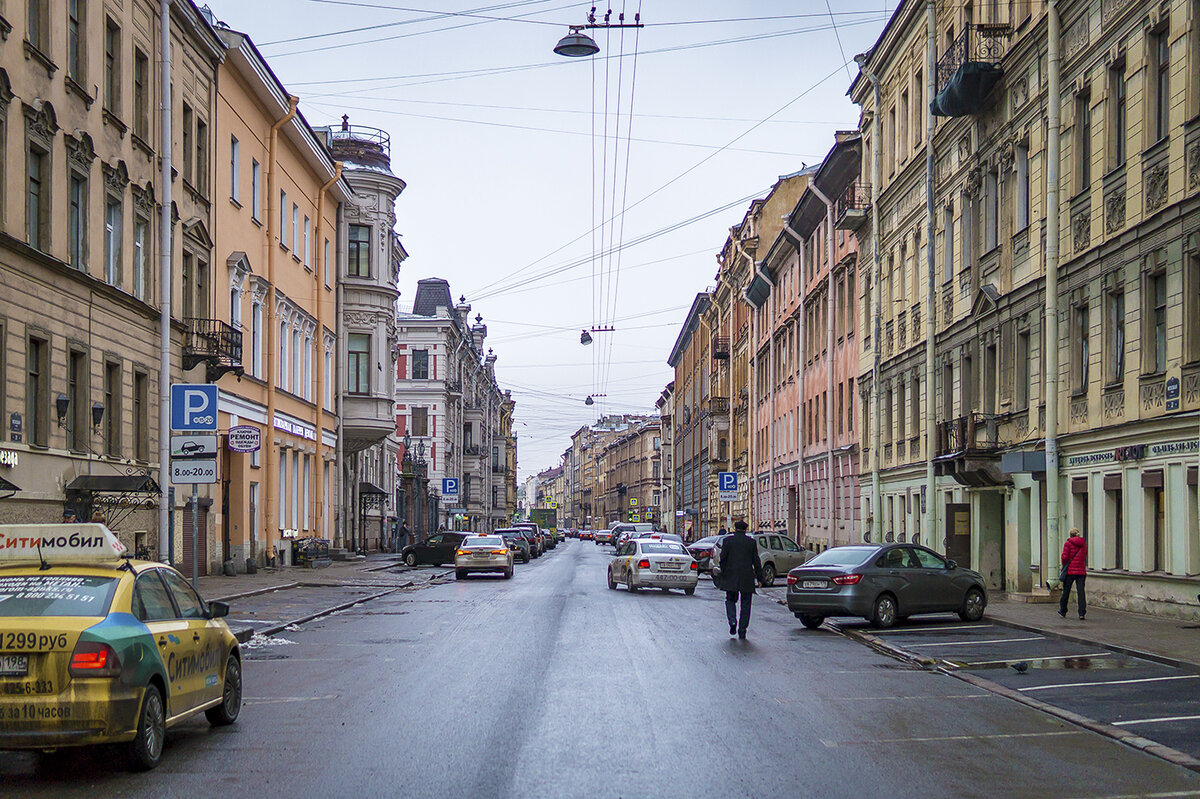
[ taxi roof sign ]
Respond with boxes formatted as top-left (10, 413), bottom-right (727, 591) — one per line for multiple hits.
top-left (0, 524), bottom-right (128, 562)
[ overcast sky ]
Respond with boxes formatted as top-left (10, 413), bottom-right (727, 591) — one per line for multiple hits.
top-left (204, 0), bottom-right (893, 481)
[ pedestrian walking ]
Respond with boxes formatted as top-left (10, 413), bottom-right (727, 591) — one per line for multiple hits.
top-left (1058, 527), bottom-right (1088, 620)
top-left (715, 520), bottom-right (765, 639)
top-left (398, 522), bottom-right (410, 552)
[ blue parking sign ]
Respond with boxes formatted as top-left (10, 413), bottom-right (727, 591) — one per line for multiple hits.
top-left (718, 472), bottom-right (737, 492)
top-left (442, 477), bottom-right (459, 497)
top-left (170, 384), bottom-right (218, 431)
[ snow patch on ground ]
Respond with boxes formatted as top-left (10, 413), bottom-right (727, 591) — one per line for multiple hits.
top-left (242, 634), bottom-right (299, 648)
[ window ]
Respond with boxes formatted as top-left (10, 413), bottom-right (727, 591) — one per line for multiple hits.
top-left (1073, 304), bottom-right (1090, 394)
top-left (133, 371), bottom-right (149, 461)
top-left (303, 216), bottom-right (311, 267)
top-left (105, 197), bottom-right (122, 286)
top-left (910, 375), bottom-right (920, 442)
top-left (323, 238), bottom-right (331, 288)
top-left (304, 335), bottom-right (313, 401)
top-left (159, 569), bottom-right (207, 619)
top-left (324, 348), bottom-right (333, 409)
top-left (1109, 64), bottom-right (1126, 168)
top-left (195, 118), bottom-right (208, 194)
top-left (69, 173), bottom-right (87, 269)
top-left (348, 333), bottom-right (370, 393)
top-left (411, 349), bottom-right (429, 379)
top-left (230, 136), bottom-right (240, 202)
top-left (67, 350), bottom-right (87, 452)
top-left (412, 407), bottom-right (428, 437)
top-left (133, 216), bottom-right (148, 300)
top-left (26, 145), bottom-right (48, 250)
top-left (963, 352), bottom-right (975, 413)
top-left (182, 104), bottom-right (194, 184)
top-left (280, 190), bottom-right (287, 247)
top-left (26, 336), bottom-right (48, 447)
top-left (913, 71), bottom-right (923, 147)
top-left (1016, 329), bottom-right (1031, 410)
top-left (104, 19), bottom-right (121, 114)
top-left (1076, 91), bottom-right (1091, 191)
top-left (104, 362), bottom-right (121, 457)
top-left (1015, 143), bottom-right (1029, 231)
top-left (133, 573), bottom-right (175, 622)
top-left (943, 204), bottom-right (955, 282)
top-left (897, 381), bottom-right (906, 441)
top-left (984, 170), bottom-right (998, 251)
top-left (133, 49), bottom-right (149, 140)
top-left (27, 0), bottom-right (47, 51)
top-left (1187, 254), bottom-right (1200, 364)
top-left (349, 224), bottom-right (370, 276)
top-left (1107, 289), bottom-right (1125, 383)
top-left (291, 328), bottom-right (300, 394)
top-left (278, 446), bottom-right (287, 530)
top-left (1153, 30), bottom-right (1170, 142)
top-left (251, 159), bottom-right (261, 220)
top-left (292, 204), bottom-right (299, 252)
top-left (1148, 272), bottom-right (1168, 373)
top-left (251, 301), bottom-right (263, 377)
top-left (67, 0), bottom-right (85, 83)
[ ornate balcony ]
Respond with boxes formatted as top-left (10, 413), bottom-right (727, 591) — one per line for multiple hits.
top-left (835, 181), bottom-right (871, 231)
top-left (932, 24), bottom-right (1011, 117)
top-left (712, 336), bottom-right (730, 360)
top-left (182, 318), bottom-right (243, 382)
top-left (464, 444), bottom-right (481, 457)
top-left (934, 413), bottom-right (1007, 486)
top-left (710, 396), bottom-right (729, 414)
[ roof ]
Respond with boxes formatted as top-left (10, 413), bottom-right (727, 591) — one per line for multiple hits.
top-left (667, 293), bottom-right (712, 367)
top-left (65, 474), bottom-right (160, 494)
top-left (412, 278), bottom-right (454, 317)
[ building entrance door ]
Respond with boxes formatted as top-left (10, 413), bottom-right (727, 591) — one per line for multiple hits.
top-left (945, 503), bottom-right (971, 564)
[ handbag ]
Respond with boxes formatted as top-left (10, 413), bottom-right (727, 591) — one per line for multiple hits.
top-left (1058, 561), bottom-right (1070, 583)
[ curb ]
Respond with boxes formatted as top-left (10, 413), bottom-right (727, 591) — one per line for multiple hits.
top-left (235, 586), bottom-right (400, 643)
top-left (985, 614), bottom-right (1200, 673)
top-left (213, 581), bottom-right (300, 603)
top-left (832, 621), bottom-right (1200, 774)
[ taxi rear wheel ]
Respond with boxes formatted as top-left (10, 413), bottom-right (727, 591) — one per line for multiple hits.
top-left (607, 569), bottom-right (617, 590)
top-left (206, 654), bottom-right (242, 726)
top-left (504, 565), bottom-right (513, 579)
top-left (128, 683), bottom-right (165, 771)
top-left (684, 586), bottom-right (696, 596)
top-left (456, 569), bottom-right (467, 580)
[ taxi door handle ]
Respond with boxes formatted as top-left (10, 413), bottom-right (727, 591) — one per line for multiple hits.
top-left (193, 633), bottom-right (201, 643)
top-left (157, 637), bottom-right (167, 647)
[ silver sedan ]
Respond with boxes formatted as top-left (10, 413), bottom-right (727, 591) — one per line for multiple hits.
top-left (454, 534), bottom-right (514, 580)
top-left (608, 539), bottom-right (698, 595)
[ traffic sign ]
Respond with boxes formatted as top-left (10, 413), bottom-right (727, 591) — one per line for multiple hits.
top-left (170, 459), bottom-right (218, 484)
top-left (629, 497), bottom-right (638, 507)
top-left (170, 384), bottom-right (218, 431)
top-left (718, 471), bottom-right (738, 502)
top-left (442, 477), bottom-right (459, 497)
top-left (631, 514), bottom-right (641, 523)
top-left (171, 434), bottom-right (217, 459)
top-left (228, 425), bottom-right (261, 453)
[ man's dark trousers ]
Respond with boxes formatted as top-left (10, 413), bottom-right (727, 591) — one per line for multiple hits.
top-left (726, 589), bottom-right (752, 633)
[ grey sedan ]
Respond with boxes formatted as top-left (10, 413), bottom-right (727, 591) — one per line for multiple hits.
top-left (786, 544), bottom-right (987, 630)
top-left (711, 532), bottom-right (816, 586)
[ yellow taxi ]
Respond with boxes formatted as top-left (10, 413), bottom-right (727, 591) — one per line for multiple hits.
top-left (0, 524), bottom-right (242, 770)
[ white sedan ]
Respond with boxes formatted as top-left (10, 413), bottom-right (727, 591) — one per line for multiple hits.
top-left (608, 539), bottom-right (698, 595)
top-left (454, 534), bottom-right (514, 580)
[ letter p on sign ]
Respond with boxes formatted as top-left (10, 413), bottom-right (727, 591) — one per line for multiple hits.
top-left (171, 384), bottom-right (218, 431)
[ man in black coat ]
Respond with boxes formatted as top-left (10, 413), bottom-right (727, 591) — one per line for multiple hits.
top-left (716, 521), bottom-right (764, 639)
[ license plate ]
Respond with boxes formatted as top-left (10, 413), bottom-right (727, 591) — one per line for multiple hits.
top-left (656, 575), bottom-right (689, 582)
top-left (0, 654), bottom-right (29, 676)
top-left (802, 580), bottom-right (827, 589)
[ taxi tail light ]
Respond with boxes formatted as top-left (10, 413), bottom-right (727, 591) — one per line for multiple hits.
top-left (831, 573), bottom-right (863, 585)
top-left (490, 549), bottom-right (509, 555)
top-left (455, 549), bottom-right (470, 556)
top-left (690, 561), bottom-right (698, 570)
top-left (69, 641), bottom-right (122, 678)
top-left (637, 559), bottom-right (651, 569)
top-left (787, 574), bottom-right (799, 586)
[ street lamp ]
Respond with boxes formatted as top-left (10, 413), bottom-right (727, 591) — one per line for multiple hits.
top-left (553, 10), bottom-right (643, 58)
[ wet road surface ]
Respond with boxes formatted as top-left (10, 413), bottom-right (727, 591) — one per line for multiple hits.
top-left (4, 540), bottom-right (1200, 798)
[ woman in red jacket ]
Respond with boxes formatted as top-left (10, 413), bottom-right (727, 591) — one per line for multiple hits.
top-left (1058, 527), bottom-right (1088, 619)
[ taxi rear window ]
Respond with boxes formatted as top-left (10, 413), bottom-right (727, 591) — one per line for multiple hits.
top-left (639, 543), bottom-right (686, 555)
top-left (0, 574), bottom-right (119, 617)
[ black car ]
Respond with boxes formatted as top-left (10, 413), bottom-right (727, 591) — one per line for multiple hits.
top-left (401, 532), bottom-right (469, 566)
top-left (496, 528), bottom-right (532, 563)
top-left (511, 523), bottom-right (544, 557)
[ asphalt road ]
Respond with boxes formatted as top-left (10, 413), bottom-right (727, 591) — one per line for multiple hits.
top-left (5, 540), bottom-right (1200, 798)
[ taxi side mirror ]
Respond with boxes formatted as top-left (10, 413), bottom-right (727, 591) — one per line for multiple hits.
top-left (209, 600), bottom-right (230, 618)
top-left (946, 560), bottom-right (957, 570)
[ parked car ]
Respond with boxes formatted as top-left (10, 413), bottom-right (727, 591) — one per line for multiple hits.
top-left (580, 530), bottom-right (594, 541)
top-left (401, 532), bottom-right (469, 567)
top-left (511, 523), bottom-right (543, 557)
top-left (633, 532), bottom-right (685, 545)
top-left (786, 544), bottom-right (988, 630)
top-left (454, 534), bottom-right (514, 580)
top-left (496, 528), bottom-right (532, 563)
top-left (711, 532), bottom-right (815, 586)
top-left (686, 536), bottom-right (721, 573)
top-left (608, 538), bottom-right (698, 595)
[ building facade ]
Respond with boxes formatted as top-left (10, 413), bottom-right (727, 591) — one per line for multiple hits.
top-left (668, 292), bottom-right (713, 540)
top-left (598, 421), bottom-right (662, 527)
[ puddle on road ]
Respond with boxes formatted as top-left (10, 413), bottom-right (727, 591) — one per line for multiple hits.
top-left (960, 656), bottom-right (1131, 671)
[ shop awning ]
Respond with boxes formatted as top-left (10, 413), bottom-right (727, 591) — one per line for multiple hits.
top-left (359, 481), bottom-right (387, 496)
top-left (0, 475), bottom-right (19, 498)
top-left (66, 474), bottom-right (160, 494)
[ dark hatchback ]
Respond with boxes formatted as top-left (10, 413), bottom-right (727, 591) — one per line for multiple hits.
top-left (401, 532), bottom-right (469, 567)
top-left (786, 544), bottom-right (987, 630)
top-left (496, 528), bottom-right (533, 563)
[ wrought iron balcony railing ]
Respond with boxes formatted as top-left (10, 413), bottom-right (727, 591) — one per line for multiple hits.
top-left (932, 23), bottom-right (1011, 117)
top-left (183, 318), bottom-right (243, 382)
top-left (712, 336), bottom-right (730, 360)
top-left (936, 413), bottom-right (1002, 457)
top-left (835, 181), bottom-right (871, 230)
top-left (463, 444), bottom-right (480, 456)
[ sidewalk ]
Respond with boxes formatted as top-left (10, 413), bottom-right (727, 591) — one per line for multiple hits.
top-left (194, 554), bottom-right (417, 602)
top-left (985, 596), bottom-right (1200, 671)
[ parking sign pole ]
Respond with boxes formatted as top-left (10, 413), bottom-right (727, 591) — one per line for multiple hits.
top-left (191, 483), bottom-right (199, 588)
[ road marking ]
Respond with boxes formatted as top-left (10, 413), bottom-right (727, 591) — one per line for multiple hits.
top-left (958, 652), bottom-right (1112, 667)
top-left (907, 636), bottom-right (1044, 648)
top-left (243, 694), bottom-right (339, 705)
top-left (821, 730), bottom-right (1083, 747)
top-left (1071, 792), bottom-right (1200, 799)
top-left (874, 624), bottom-right (993, 634)
top-left (1018, 674), bottom-right (1200, 693)
top-left (823, 693), bottom-right (991, 701)
top-left (1112, 714), bottom-right (1200, 727)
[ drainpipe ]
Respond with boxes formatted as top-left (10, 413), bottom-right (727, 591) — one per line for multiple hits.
top-left (784, 224), bottom-right (806, 541)
top-left (314, 162), bottom-right (342, 540)
top-left (334, 192), bottom-right (347, 549)
top-left (924, 0), bottom-right (938, 551)
top-left (157, 0), bottom-right (172, 563)
top-left (854, 52), bottom-right (883, 545)
top-left (1045, 0), bottom-right (1062, 588)
top-left (263, 95), bottom-right (299, 560)
top-left (742, 291), bottom-right (756, 527)
top-left (809, 184), bottom-right (839, 543)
